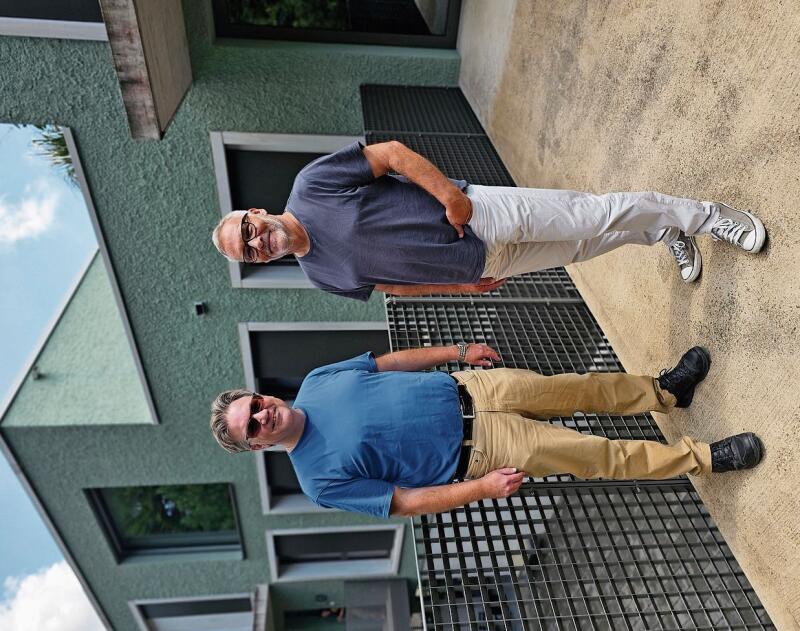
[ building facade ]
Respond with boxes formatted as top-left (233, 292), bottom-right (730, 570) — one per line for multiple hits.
top-left (0, 1), bottom-right (463, 629)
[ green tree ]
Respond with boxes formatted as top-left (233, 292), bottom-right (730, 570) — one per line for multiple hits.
top-left (227, 0), bottom-right (348, 30)
top-left (105, 484), bottom-right (236, 539)
top-left (30, 126), bottom-right (77, 189)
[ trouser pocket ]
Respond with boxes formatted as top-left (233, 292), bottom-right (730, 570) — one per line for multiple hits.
top-left (464, 446), bottom-right (489, 479)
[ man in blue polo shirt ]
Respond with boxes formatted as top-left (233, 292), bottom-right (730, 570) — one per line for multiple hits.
top-left (209, 344), bottom-right (762, 518)
top-left (211, 141), bottom-right (766, 300)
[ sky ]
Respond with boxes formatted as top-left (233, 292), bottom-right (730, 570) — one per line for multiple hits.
top-left (0, 124), bottom-right (104, 629)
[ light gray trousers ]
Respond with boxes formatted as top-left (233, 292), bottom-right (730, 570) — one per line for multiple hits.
top-left (466, 185), bottom-right (719, 279)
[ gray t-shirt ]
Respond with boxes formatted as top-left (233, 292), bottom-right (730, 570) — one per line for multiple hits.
top-left (287, 142), bottom-right (486, 301)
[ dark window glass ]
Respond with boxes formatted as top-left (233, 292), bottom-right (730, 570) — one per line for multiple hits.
top-left (226, 148), bottom-right (323, 269)
top-left (276, 530), bottom-right (395, 564)
top-left (140, 597), bottom-right (251, 619)
top-left (264, 450), bottom-right (302, 496)
top-left (212, 0), bottom-right (461, 48)
top-left (252, 329), bottom-right (390, 400)
top-left (0, 0), bottom-right (102, 22)
top-left (89, 483), bottom-right (240, 558)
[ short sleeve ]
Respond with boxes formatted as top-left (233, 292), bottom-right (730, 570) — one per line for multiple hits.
top-left (297, 141), bottom-right (374, 189)
top-left (311, 279), bottom-right (375, 302)
top-left (316, 478), bottom-right (394, 518)
top-left (309, 352), bottom-right (378, 378)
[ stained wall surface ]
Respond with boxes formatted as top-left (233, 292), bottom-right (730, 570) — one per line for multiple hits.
top-left (458, 1), bottom-right (800, 629)
top-left (0, 2), bottom-right (460, 629)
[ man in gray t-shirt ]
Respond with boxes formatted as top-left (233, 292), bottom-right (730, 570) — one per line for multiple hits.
top-left (212, 141), bottom-right (766, 301)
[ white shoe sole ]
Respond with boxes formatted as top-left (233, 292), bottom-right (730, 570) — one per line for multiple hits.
top-left (683, 237), bottom-right (702, 283)
top-left (718, 204), bottom-right (766, 253)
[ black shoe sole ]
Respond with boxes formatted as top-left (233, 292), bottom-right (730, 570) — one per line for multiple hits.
top-left (712, 432), bottom-right (764, 472)
top-left (742, 433), bottom-right (764, 468)
top-left (674, 346), bottom-right (711, 408)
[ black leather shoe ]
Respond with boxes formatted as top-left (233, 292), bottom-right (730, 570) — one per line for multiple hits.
top-left (711, 433), bottom-right (764, 472)
top-left (657, 346), bottom-right (711, 408)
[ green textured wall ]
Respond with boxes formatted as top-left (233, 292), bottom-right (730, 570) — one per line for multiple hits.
top-left (3, 253), bottom-right (151, 427)
top-left (0, 2), bottom-right (458, 629)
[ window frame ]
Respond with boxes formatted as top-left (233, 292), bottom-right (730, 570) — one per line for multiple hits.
top-left (238, 321), bottom-right (389, 514)
top-left (266, 524), bottom-right (404, 583)
top-left (86, 483), bottom-right (244, 563)
top-left (0, 17), bottom-right (106, 40)
top-left (128, 591), bottom-right (259, 631)
top-left (209, 131), bottom-right (364, 289)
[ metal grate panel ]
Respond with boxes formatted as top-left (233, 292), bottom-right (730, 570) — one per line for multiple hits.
top-left (386, 299), bottom-right (665, 446)
top-left (416, 484), bottom-right (774, 631)
top-left (366, 132), bottom-right (515, 186)
top-left (387, 301), bottom-right (623, 374)
top-left (361, 85), bottom-right (485, 134)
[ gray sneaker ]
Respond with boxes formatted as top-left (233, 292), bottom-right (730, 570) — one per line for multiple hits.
top-left (709, 202), bottom-right (766, 253)
top-left (667, 232), bottom-right (701, 282)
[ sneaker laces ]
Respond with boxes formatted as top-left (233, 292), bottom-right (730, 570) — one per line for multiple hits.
top-left (658, 362), bottom-right (691, 389)
top-left (669, 240), bottom-right (690, 266)
top-left (711, 217), bottom-right (748, 246)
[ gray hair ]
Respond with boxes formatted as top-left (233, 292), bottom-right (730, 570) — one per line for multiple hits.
top-left (211, 211), bottom-right (246, 262)
top-left (210, 388), bottom-right (252, 454)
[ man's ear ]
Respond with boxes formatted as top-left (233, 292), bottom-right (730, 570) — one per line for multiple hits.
top-left (248, 208), bottom-right (268, 216)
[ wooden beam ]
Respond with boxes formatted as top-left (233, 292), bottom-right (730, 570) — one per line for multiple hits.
top-left (99, 0), bottom-right (192, 140)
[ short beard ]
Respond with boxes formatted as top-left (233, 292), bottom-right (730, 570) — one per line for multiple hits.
top-left (261, 216), bottom-right (293, 259)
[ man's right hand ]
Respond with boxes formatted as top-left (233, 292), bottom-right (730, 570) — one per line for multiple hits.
top-left (480, 468), bottom-right (525, 499)
top-left (454, 277), bottom-right (506, 294)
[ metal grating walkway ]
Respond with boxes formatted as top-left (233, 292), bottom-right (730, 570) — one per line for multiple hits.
top-left (365, 85), bottom-right (774, 630)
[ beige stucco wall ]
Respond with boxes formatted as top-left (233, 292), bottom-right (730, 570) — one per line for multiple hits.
top-left (458, 1), bottom-right (800, 629)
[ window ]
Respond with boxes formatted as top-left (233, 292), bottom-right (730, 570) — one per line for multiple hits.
top-left (211, 0), bottom-right (461, 48)
top-left (130, 594), bottom-right (255, 631)
top-left (87, 483), bottom-right (242, 561)
top-left (210, 132), bottom-right (362, 288)
top-left (0, 0), bottom-right (106, 40)
top-left (266, 525), bottom-right (404, 582)
top-left (238, 321), bottom-right (390, 513)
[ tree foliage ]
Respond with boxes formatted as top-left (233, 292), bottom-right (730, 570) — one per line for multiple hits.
top-left (226, 0), bottom-right (348, 30)
top-left (30, 125), bottom-right (77, 189)
top-left (104, 484), bottom-right (236, 538)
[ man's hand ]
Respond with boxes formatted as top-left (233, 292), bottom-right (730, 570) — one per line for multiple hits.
top-left (463, 344), bottom-right (501, 367)
top-left (480, 468), bottom-right (525, 499)
top-left (445, 190), bottom-right (473, 238)
top-left (453, 277), bottom-right (506, 294)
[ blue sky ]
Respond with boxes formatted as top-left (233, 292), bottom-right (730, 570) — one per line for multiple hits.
top-left (0, 124), bottom-right (98, 581)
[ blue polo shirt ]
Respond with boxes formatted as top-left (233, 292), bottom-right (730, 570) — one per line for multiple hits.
top-left (289, 352), bottom-right (464, 518)
top-left (287, 141), bottom-right (486, 301)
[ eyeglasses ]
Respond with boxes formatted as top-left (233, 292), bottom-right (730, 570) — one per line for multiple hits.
top-left (246, 393), bottom-right (264, 439)
top-left (240, 214), bottom-right (259, 264)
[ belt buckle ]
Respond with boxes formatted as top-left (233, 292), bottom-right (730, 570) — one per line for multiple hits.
top-left (457, 384), bottom-right (475, 419)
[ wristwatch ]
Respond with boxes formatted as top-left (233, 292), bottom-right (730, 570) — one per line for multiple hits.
top-left (456, 341), bottom-right (468, 362)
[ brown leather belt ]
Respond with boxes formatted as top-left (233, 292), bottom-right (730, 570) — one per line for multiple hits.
top-left (453, 382), bottom-right (475, 480)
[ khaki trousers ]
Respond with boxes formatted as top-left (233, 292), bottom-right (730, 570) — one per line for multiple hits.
top-left (451, 368), bottom-right (712, 480)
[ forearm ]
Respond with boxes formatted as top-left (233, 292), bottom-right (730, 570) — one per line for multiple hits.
top-left (376, 283), bottom-right (466, 296)
top-left (376, 345), bottom-right (459, 372)
top-left (387, 142), bottom-right (463, 207)
top-left (390, 480), bottom-right (487, 517)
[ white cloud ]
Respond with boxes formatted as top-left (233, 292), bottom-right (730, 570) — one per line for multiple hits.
top-left (0, 181), bottom-right (59, 244)
top-left (0, 561), bottom-right (105, 631)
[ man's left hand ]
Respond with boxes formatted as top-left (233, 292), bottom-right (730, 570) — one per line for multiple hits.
top-left (464, 343), bottom-right (501, 367)
top-left (445, 191), bottom-right (473, 238)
